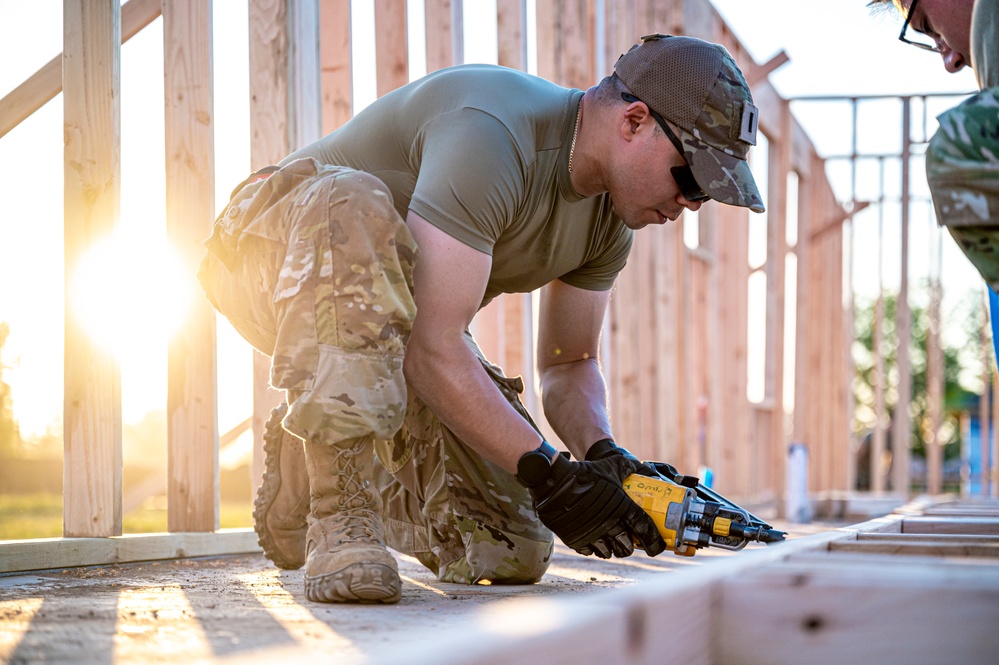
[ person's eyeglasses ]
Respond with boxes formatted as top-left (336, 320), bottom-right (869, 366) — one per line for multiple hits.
top-left (898, 0), bottom-right (942, 53)
top-left (621, 93), bottom-right (710, 203)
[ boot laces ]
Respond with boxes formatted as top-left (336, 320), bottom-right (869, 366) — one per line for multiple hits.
top-left (328, 441), bottom-right (382, 543)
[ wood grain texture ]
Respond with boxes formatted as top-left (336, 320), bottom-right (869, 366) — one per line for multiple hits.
top-left (374, 0), bottom-right (408, 97)
top-left (163, 0), bottom-right (219, 532)
top-left (62, 0), bottom-right (123, 539)
top-left (320, 0), bottom-right (353, 133)
top-left (0, 0), bottom-right (160, 139)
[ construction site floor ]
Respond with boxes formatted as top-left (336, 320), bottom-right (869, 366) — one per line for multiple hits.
top-left (0, 518), bottom-right (840, 665)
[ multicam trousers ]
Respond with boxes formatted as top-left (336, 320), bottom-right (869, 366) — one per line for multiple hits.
top-left (198, 157), bottom-right (553, 584)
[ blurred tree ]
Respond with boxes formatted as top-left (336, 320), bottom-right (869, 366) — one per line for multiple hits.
top-left (852, 286), bottom-right (980, 490)
top-left (0, 322), bottom-right (21, 458)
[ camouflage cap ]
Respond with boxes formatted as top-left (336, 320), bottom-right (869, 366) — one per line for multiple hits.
top-left (614, 34), bottom-right (765, 213)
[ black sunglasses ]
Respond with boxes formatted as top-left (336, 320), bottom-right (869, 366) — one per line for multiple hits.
top-left (898, 0), bottom-right (942, 53)
top-left (621, 93), bottom-right (710, 203)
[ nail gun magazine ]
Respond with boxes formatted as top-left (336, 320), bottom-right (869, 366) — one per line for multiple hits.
top-left (624, 463), bottom-right (786, 556)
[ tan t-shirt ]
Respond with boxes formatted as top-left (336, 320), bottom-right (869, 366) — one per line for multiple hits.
top-left (283, 64), bottom-right (632, 305)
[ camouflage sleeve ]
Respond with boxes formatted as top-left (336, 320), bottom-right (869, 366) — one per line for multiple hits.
top-left (925, 87), bottom-right (999, 290)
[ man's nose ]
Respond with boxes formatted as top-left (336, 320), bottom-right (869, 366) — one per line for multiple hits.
top-left (681, 196), bottom-right (703, 212)
top-left (941, 46), bottom-right (966, 73)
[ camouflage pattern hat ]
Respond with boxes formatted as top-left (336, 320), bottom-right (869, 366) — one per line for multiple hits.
top-left (614, 34), bottom-right (765, 213)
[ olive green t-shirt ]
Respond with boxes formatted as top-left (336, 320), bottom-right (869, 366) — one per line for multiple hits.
top-left (972, 0), bottom-right (998, 88)
top-left (283, 64), bottom-right (632, 305)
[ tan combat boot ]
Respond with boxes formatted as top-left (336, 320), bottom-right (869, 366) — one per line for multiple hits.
top-left (303, 436), bottom-right (401, 603)
top-left (252, 403), bottom-right (310, 570)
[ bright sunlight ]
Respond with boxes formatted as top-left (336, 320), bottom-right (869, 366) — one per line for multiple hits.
top-left (69, 229), bottom-right (194, 355)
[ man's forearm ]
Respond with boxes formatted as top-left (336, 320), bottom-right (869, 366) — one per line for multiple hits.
top-left (404, 335), bottom-right (544, 473)
top-left (539, 357), bottom-right (613, 460)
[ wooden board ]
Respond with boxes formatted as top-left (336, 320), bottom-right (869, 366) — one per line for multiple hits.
top-left (62, 0), bottom-right (123, 539)
top-left (163, 0), bottom-right (219, 534)
top-left (0, 531), bottom-right (260, 574)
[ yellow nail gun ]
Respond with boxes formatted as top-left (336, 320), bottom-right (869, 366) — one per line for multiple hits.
top-left (624, 462), bottom-right (786, 556)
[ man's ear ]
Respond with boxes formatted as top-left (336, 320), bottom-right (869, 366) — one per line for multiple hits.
top-left (620, 100), bottom-right (651, 140)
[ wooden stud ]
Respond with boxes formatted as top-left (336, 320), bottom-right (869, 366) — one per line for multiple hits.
top-left (829, 540), bottom-right (999, 557)
top-left (248, 0), bottom-right (292, 495)
top-left (765, 97), bottom-right (791, 506)
top-left (0, 0), bottom-right (161, 140)
top-left (62, 0), bottom-right (123, 538)
top-left (902, 516), bottom-right (999, 535)
top-left (926, 279), bottom-right (944, 494)
top-left (288, 0), bottom-right (322, 151)
top-left (496, 0), bottom-right (527, 71)
top-left (320, 0), bottom-right (353, 134)
top-left (425, 0), bottom-right (464, 72)
top-left (536, 0), bottom-right (594, 89)
top-left (163, 0), bottom-right (219, 532)
top-left (374, 0), bottom-right (408, 97)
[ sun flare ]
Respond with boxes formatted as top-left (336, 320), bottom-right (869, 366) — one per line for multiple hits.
top-left (69, 230), bottom-right (194, 356)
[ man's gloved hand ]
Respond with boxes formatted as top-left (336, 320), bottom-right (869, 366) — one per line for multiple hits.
top-left (519, 440), bottom-right (667, 559)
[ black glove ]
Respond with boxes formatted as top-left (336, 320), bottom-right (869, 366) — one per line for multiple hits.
top-left (520, 441), bottom-right (666, 559)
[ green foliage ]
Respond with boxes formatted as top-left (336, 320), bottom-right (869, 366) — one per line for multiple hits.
top-left (0, 493), bottom-right (253, 541)
top-left (852, 285), bottom-right (981, 464)
top-left (0, 322), bottom-right (22, 458)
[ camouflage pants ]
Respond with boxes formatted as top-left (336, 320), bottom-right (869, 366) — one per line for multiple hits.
top-left (198, 158), bottom-right (552, 584)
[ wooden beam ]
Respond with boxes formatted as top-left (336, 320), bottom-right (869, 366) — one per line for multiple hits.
top-left (288, 0), bottom-right (322, 151)
top-left (0, 530), bottom-right (260, 574)
top-left (320, 0), bottom-right (353, 133)
top-left (496, 0), bottom-right (527, 71)
top-left (374, 0), bottom-right (408, 97)
top-left (163, 0), bottom-right (219, 533)
top-left (858, 532), bottom-right (999, 543)
top-left (425, 0), bottom-right (464, 72)
top-left (63, 0), bottom-right (123, 539)
top-left (718, 563), bottom-right (999, 665)
top-left (765, 99), bottom-right (791, 506)
top-left (828, 539), bottom-right (999, 557)
top-left (0, 0), bottom-right (161, 139)
top-left (902, 516), bottom-right (999, 535)
top-left (536, 0), bottom-right (594, 89)
top-left (746, 50), bottom-right (790, 86)
top-left (248, 0), bottom-right (296, 494)
top-left (927, 279), bottom-right (944, 494)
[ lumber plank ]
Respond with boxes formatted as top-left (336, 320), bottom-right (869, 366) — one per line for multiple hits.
top-left (717, 563), bottom-right (999, 665)
top-left (828, 540), bottom-right (999, 558)
top-left (496, 0), bottom-right (527, 71)
top-left (857, 532), bottom-right (999, 543)
top-left (902, 516), bottom-right (999, 535)
top-left (248, 0), bottom-right (298, 495)
top-left (921, 506), bottom-right (999, 516)
top-left (425, 0), bottom-right (463, 72)
top-left (0, 531), bottom-right (261, 574)
top-left (163, 0), bottom-right (219, 533)
top-left (0, 0), bottom-right (160, 139)
top-left (320, 0), bottom-right (353, 133)
top-left (374, 0), bottom-right (408, 97)
top-left (62, 0), bottom-right (123, 539)
top-left (288, 0), bottom-right (322, 150)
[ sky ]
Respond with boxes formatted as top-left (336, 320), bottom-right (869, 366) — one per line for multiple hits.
top-left (0, 0), bottom-right (989, 446)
